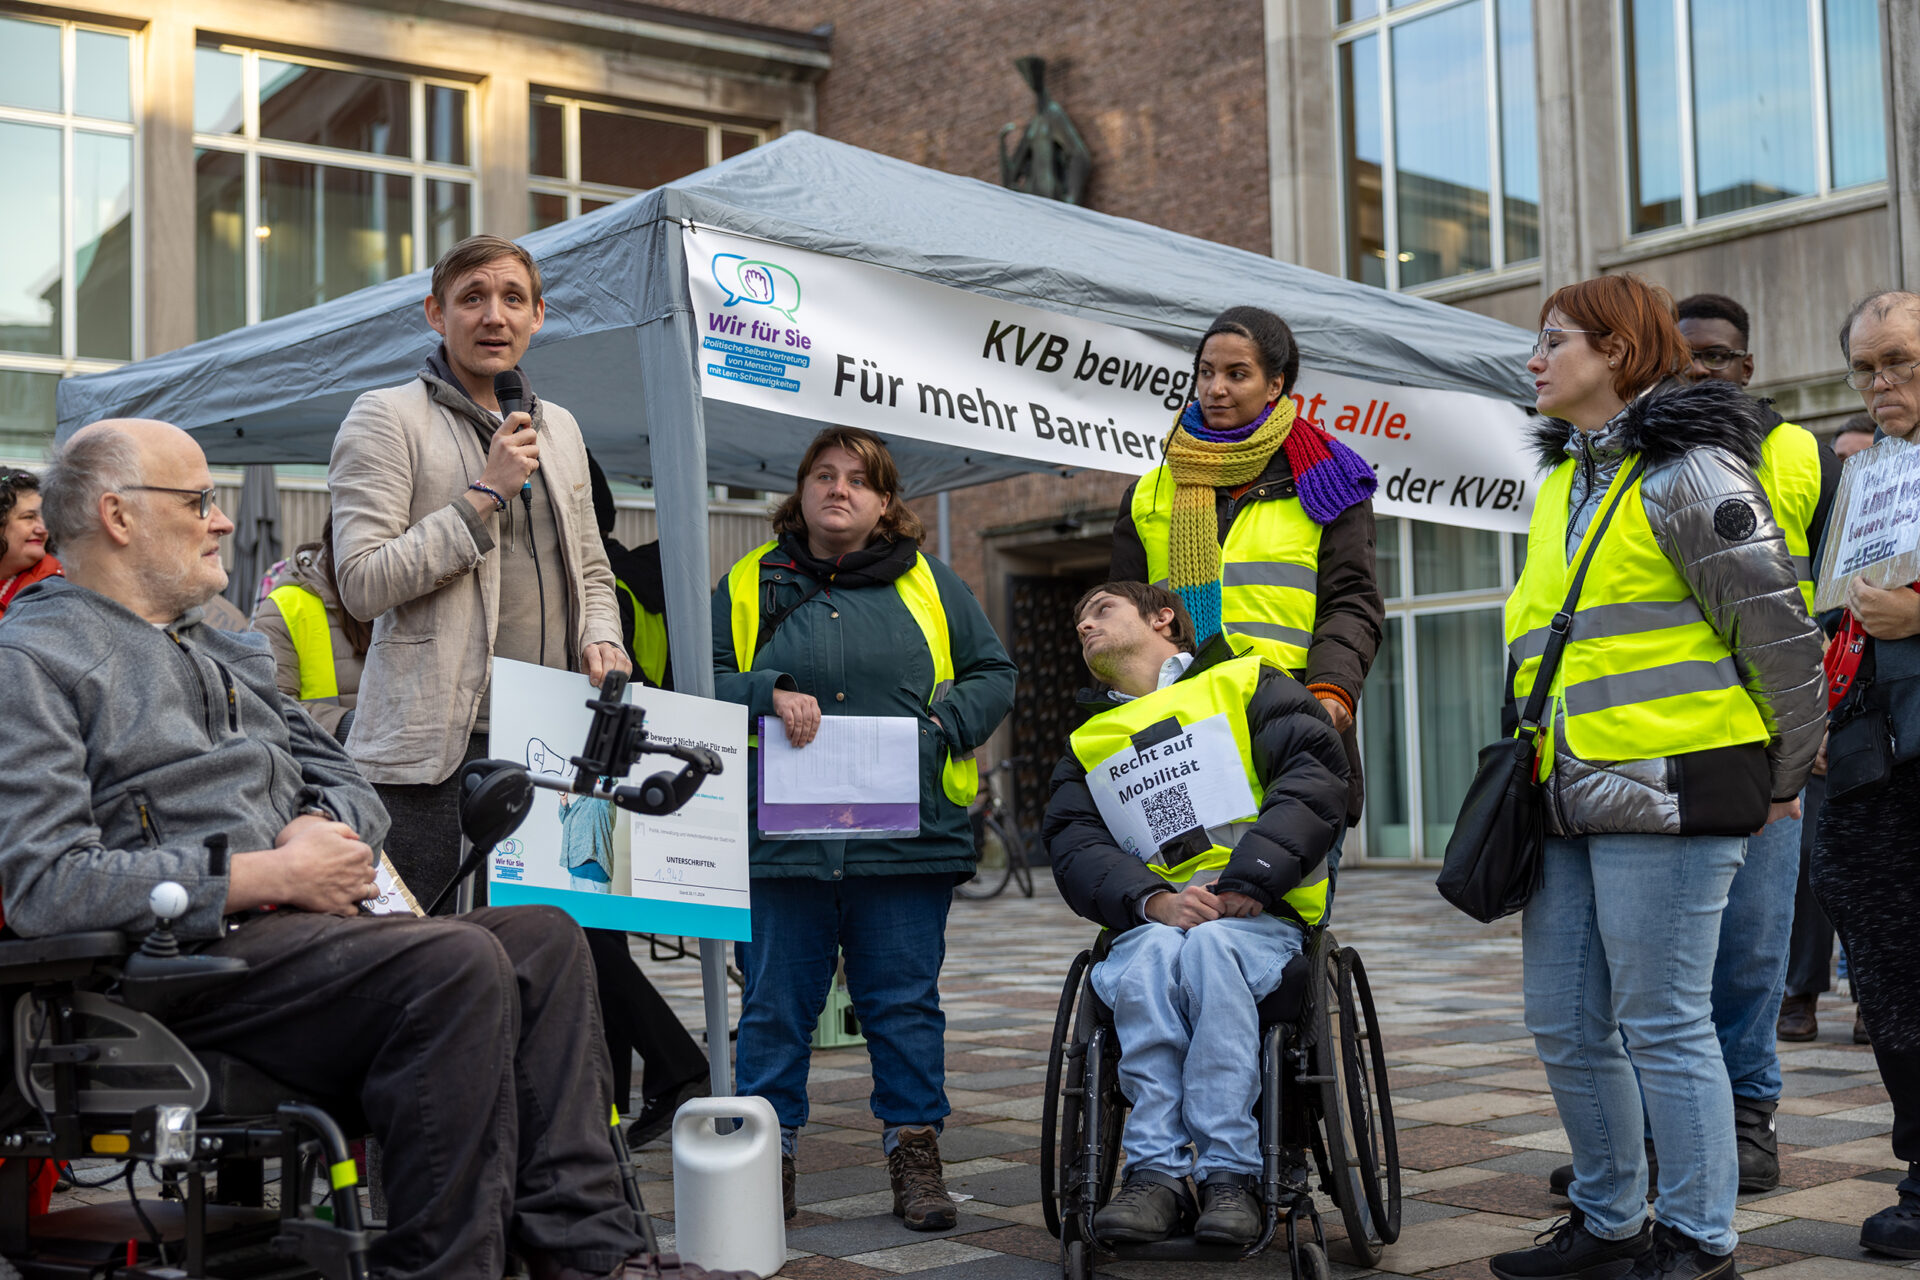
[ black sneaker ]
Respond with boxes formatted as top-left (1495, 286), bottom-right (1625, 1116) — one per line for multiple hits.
top-left (625, 1076), bottom-right (710, 1150)
top-left (1193, 1172), bottom-right (1262, 1246)
top-left (1733, 1098), bottom-right (1779, 1194)
top-left (1623, 1223), bottom-right (1736, 1280)
top-left (1093, 1170), bottom-right (1195, 1246)
top-left (1488, 1209), bottom-right (1651, 1280)
top-left (1860, 1172), bottom-right (1920, 1259)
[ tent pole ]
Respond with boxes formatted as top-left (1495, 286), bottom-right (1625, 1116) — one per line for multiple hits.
top-left (636, 220), bottom-right (732, 1102)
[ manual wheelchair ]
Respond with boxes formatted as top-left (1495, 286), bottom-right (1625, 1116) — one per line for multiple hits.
top-left (1041, 921), bottom-right (1400, 1280)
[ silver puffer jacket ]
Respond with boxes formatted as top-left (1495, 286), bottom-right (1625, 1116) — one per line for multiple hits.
top-left (1524, 380), bottom-right (1827, 836)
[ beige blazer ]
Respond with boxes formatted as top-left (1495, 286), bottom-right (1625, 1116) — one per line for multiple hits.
top-left (328, 376), bottom-right (622, 785)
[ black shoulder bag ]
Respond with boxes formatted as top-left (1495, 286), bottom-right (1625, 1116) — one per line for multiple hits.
top-left (1437, 458), bottom-right (1645, 923)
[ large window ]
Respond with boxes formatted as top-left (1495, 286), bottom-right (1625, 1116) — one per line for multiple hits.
top-left (0, 13), bottom-right (137, 448)
top-left (528, 93), bottom-right (764, 229)
top-left (1336, 0), bottom-right (1539, 291)
top-left (1357, 515), bottom-right (1523, 861)
top-left (194, 44), bottom-right (477, 339)
top-left (1624, 0), bottom-right (1885, 235)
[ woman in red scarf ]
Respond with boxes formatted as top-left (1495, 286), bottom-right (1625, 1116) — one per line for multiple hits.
top-left (0, 467), bottom-right (60, 623)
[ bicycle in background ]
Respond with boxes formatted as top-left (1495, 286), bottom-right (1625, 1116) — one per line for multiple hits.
top-left (958, 757), bottom-right (1040, 900)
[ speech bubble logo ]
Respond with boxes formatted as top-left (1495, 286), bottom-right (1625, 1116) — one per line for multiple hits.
top-left (711, 253), bottom-right (802, 322)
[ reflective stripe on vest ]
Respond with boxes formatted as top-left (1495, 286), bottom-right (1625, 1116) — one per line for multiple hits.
top-left (725, 540), bottom-right (979, 806)
top-left (1504, 458), bottom-right (1767, 779)
top-left (268, 584), bottom-right (339, 701)
top-left (1066, 653), bottom-right (1329, 927)
top-left (1755, 421), bottom-right (1822, 613)
top-left (616, 579), bottom-right (670, 688)
top-left (1130, 466), bottom-right (1321, 667)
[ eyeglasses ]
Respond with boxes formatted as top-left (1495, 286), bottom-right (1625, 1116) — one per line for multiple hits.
top-left (1845, 361), bottom-right (1920, 391)
top-left (1532, 328), bottom-right (1597, 358)
top-left (1690, 347), bottom-right (1749, 370)
top-left (130, 485), bottom-right (219, 518)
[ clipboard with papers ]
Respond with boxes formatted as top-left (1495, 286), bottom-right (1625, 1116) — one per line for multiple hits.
top-left (756, 715), bottom-right (922, 838)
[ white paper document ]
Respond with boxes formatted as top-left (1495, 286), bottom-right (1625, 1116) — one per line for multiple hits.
top-left (760, 716), bottom-right (920, 806)
top-left (1085, 712), bottom-right (1258, 862)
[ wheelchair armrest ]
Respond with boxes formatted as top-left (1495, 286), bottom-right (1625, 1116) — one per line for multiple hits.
top-left (120, 950), bottom-right (251, 1014)
top-left (0, 931), bottom-right (130, 984)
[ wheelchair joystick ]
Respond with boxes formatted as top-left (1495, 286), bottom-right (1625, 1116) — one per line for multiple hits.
top-left (140, 882), bottom-right (190, 959)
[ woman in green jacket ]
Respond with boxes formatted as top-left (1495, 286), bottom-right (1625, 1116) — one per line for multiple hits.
top-left (712, 426), bottom-right (1017, 1233)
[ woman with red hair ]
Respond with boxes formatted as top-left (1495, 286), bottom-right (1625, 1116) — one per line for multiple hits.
top-left (1487, 275), bottom-right (1824, 1280)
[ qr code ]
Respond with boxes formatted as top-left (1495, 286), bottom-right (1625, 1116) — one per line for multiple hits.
top-left (1142, 783), bottom-right (1200, 846)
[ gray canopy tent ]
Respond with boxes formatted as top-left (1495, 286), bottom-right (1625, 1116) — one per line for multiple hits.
top-left (58, 130), bottom-right (1535, 1096)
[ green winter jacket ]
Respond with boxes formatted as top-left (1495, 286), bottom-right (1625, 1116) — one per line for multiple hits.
top-left (711, 539), bottom-right (1018, 880)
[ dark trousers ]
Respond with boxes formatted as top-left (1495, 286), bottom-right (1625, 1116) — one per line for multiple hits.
top-left (583, 929), bottom-right (707, 1106)
top-left (169, 906), bottom-right (639, 1280)
top-left (377, 733), bottom-right (490, 916)
top-left (1812, 764), bottom-right (1920, 1163)
top-left (1786, 774), bottom-right (1837, 998)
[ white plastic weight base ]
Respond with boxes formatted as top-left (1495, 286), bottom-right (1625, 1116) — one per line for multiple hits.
top-left (670, 1094), bottom-right (786, 1276)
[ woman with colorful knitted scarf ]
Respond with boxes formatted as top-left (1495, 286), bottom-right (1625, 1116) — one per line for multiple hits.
top-left (1110, 306), bottom-right (1383, 832)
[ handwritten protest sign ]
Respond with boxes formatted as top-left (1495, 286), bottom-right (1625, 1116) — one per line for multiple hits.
top-left (1813, 436), bottom-right (1920, 612)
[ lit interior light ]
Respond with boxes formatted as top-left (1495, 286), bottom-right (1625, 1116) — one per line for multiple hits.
top-left (1397, 251), bottom-right (1415, 262)
top-left (254, 225), bottom-right (272, 239)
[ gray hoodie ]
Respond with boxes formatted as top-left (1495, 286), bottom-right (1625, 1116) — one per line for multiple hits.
top-left (0, 577), bottom-right (388, 939)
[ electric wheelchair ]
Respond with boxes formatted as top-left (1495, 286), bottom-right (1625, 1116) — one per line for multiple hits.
top-left (0, 673), bottom-right (711, 1279)
top-left (1040, 921), bottom-right (1400, 1280)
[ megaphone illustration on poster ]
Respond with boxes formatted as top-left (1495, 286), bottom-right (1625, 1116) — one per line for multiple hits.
top-left (712, 253), bottom-right (802, 323)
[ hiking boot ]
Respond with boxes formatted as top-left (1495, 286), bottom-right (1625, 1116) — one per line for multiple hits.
top-left (1622, 1223), bottom-right (1737, 1280)
top-left (1734, 1098), bottom-right (1779, 1193)
top-left (1860, 1173), bottom-right (1920, 1258)
top-left (614, 1254), bottom-right (761, 1279)
top-left (1488, 1208), bottom-right (1651, 1280)
top-left (1194, 1171), bottom-right (1262, 1246)
top-left (886, 1126), bottom-right (956, 1231)
top-left (1093, 1170), bottom-right (1196, 1246)
top-left (1776, 994), bottom-right (1817, 1042)
top-left (1549, 1141), bottom-right (1659, 1201)
top-left (781, 1152), bottom-right (796, 1221)
top-left (1856, 1011), bottom-right (1873, 1045)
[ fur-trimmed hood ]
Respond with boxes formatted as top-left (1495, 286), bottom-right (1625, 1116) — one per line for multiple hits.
top-left (1528, 379), bottom-right (1772, 474)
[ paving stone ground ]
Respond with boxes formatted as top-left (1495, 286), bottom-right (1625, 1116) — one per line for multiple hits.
top-left (628, 868), bottom-right (1901, 1280)
top-left (49, 868), bottom-right (1900, 1280)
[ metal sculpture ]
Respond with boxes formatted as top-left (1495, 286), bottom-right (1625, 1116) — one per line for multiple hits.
top-left (999, 56), bottom-right (1092, 205)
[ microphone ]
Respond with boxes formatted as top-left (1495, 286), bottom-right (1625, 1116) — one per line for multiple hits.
top-left (492, 370), bottom-right (532, 501)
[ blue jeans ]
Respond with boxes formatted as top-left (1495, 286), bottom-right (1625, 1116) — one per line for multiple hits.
top-left (1090, 913), bottom-right (1305, 1182)
top-left (1523, 833), bottom-right (1745, 1256)
top-left (1714, 810), bottom-right (1799, 1101)
top-left (735, 874), bottom-right (953, 1143)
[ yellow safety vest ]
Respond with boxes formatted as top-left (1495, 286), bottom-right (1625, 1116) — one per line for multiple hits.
top-left (615, 579), bottom-right (670, 688)
top-left (1505, 458), bottom-right (1768, 779)
top-left (1068, 652), bottom-right (1328, 926)
top-left (1130, 465), bottom-right (1322, 669)
top-left (1754, 421), bottom-right (1823, 614)
top-left (268, 584), bottom-right (338, 701)
top-left (725, 541), bottom-right (979, 807)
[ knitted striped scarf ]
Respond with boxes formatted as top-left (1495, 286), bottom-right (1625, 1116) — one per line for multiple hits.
top-left (1163, 399), bottom-right (1379, 644)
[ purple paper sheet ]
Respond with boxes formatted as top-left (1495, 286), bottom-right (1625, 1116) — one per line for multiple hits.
top-left (756, 720), bottom-right (921, 838)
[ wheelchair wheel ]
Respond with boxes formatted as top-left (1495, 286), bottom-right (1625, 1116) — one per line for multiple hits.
top-left (1041, 948), bottom-right (1092, 1238)
top-left (1338, 947), bottom-right (1401, 1245)
top-left (1045, 959), bottom-right (1124, 1245)
top-left (1296, 1238), bottom-right (1333, 1280)
top-left (1062, 1237), bottom-right (1094, 1280)
top-left (957, 815), bottom-right (1014, 899)
top-left (1312, 942), bottom-right (1384, 1267)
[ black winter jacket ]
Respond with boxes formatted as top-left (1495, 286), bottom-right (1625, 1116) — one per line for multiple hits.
top-left (1043, 639), bottom-right (1350, 933)
top-left (1110, 446), bottom-right (1381, 825)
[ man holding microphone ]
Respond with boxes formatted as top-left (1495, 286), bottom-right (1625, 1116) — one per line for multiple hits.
top-left (329, 234), bottom-right (628, 909)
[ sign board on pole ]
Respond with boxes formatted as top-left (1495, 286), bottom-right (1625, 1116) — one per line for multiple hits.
top-left (486, 658), bottom-right (752, 940)
top-left (683, 225), bottom-right (1539, 533)
top-left (1812, 436), bottom-right (1920, 612)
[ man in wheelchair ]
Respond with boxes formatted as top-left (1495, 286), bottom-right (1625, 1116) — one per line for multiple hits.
top-left (0, 420), bottom-right (739, 1280)
top-left (1043, 582), bottom-right (1348, 1249)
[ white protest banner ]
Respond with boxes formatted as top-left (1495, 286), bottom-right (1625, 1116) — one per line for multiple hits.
top-left (487, 658), bottom-right (751, 940)
top-left (1813, 436), bottom-right (1920, 611)
top-left (685, 224), bottom-right (1537, 532)
top-left (1085, 714), bottom-right (1257, 861)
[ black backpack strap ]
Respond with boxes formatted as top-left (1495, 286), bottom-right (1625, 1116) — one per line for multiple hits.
top-left (754, 574), bottom-right (829, 656)
top-left (1518, 456), bottom-right (1648, 735)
